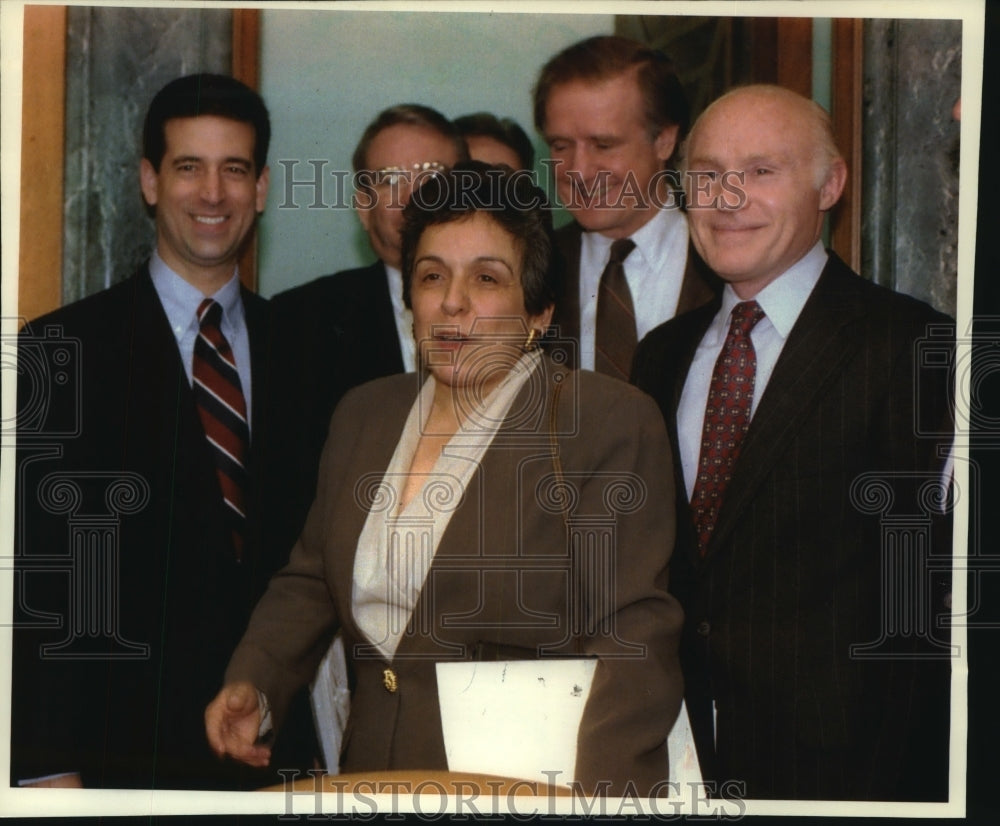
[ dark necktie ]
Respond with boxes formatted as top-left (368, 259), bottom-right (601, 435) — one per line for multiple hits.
top-left (594, 237), bottom-right (637, 379)
top-left (193, 298), bottom-right (250, 561)
top-left (691, 300), bottom-right (766, 556)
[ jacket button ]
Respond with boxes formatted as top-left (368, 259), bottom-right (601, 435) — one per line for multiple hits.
top-left (696, 621), bottom-right (711, 637)
top-left (382, 668), bottom-right (398, 693)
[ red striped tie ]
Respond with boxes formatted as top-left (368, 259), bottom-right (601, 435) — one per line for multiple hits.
top-left (193, 298), bottom-right (249, 561)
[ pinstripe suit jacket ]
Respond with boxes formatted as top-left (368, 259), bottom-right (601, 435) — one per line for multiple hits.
top-left (227, 356), bottom-right (684, 796)
top-left (632, 253), bottom-right (954, 800)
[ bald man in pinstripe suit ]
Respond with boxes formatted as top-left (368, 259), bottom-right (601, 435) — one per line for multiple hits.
top-left (633, 85), bottom-right (953, 801)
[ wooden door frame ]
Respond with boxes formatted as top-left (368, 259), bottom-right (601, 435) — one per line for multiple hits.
top-left (232, 9), bottom-right (261, 291)
top-left (18, 4), bottom-right (67, 324)
top-left (830, 17), bottom-right (863, 272)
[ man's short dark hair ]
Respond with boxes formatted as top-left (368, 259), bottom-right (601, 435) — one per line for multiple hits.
top-left (453, 112), bottom-right (535, 170)
top-left (533, 35), bottom-right (690, 148)
top-left (142, 73), bottom-right (271, 175)
top-left (400, 161), bottom-right (558, 317)
top-left (351, 104), bottom-right (469, 173)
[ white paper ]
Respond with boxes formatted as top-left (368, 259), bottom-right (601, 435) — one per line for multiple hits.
top-left (436, 658), bottom-right (703, 793)
top-left (436, 659), bottom-right (596, 786)
top-left (667, 699), bottom-right (703, 790)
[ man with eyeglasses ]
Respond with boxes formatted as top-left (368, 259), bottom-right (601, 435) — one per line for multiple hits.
top-left (265, 104), bottom-right (467, 554)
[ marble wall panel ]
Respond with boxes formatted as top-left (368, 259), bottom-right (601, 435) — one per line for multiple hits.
top-left (862, 18), bottom-right (961, 317)
top-left (63, 6), bottom-right (231, 303)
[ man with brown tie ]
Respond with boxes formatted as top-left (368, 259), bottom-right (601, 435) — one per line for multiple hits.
top-left (533, 35), bottom-right (718, 376)
top-left (11, 73), bottom-right (314, 789)
top-left (632, 85), bottom-right (953, 800)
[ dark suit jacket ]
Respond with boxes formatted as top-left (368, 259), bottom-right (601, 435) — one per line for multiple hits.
top-left (631, 253), bottom-right (954, 800)
top-left (11, 265), bottom-right (314, 789)
top-left (227, 357), bottom-right (684, 797)
top-left (551, 220), bottom-right (718, 366)
top-left (263, 261), bottom-right (405, 553)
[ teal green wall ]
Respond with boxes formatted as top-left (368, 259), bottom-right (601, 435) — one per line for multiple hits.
top-left (257, 10), bottom-right (612, 297)
top-left (812, 19), bottom-right (832, 114)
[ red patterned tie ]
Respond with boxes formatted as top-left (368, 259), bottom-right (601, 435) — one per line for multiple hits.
top-left (193, 299), bottom-right (249, 561)
top-left (594, 237), bottom-right (637, 379)
top-left (691, 300), bottom-right (765, 556)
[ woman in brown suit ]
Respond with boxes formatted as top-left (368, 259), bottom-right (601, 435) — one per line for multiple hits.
top-left (206, 163), bottom-right (683, 797)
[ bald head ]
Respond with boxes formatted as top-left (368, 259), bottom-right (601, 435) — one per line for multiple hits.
top-left (685, 84), bottom-right (842, 189)
top-left (681, 84), bottom-right (847, 298)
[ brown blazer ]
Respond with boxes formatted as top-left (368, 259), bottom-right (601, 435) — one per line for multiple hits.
top-left (550, 220), bottom-right (719, 367)
top-left (226, 354), bottom-right (684, 796)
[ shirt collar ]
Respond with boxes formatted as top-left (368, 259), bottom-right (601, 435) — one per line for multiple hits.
top-left (714, 241), bottom-right (827, 342)
top-left (581, 206), bottom-right (687, 272)
top-left (149, 250), bottom-right (244, 334)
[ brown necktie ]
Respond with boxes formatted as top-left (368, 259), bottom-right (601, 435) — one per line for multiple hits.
top-left (192, 299), bottom-right (249, 561)
top-left (594, 237), bottom-right (637, 379)
top-left (690, 300), bottom-right (766, 556)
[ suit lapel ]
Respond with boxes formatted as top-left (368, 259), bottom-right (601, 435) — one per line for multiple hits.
top-left (552, 222), bottom-right (583, 350)
top-left (241, 286), bottom-right (271, 530)
top-left (130, 266), bottom-right (196, 410)
top-left (391, 357), bottom-right (561, 659)
top-left (676, 242), bottom-right (721, 316)
top-left (703, 256), bottom-right (871, 561)
top-left (659, 303), bottom-right (718, 571)
top-left (242, 286), bottom-right (268, 441)
top-left (331, 375), bottom-right (420, 645)
top-left (369, 261), bottom-right (407, 375)
top-left (555, 223), bottom-right (717, 369)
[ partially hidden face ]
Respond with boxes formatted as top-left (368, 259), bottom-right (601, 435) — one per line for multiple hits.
top-left (410, 212), bottom-right (553, 392)
top-left (542, 71), bottom-right (677, 239)
top-left (357, 124), bottom-right (462, 270)
top-left (683, 91), bottom-right (845, 298)
top-left (140, 115), bottom-right (268, 290)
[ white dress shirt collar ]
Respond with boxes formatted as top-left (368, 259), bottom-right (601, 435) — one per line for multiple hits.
top-left (580, 202), bottom-right (686, 280)
top-left (708, 241), bottom-right (828, 346)
top-left (578, 207), bottom-right (690, 369)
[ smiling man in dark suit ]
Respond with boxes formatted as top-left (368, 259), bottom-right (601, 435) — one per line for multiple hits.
top-left (534, 36), bottom-right (718, 378)
top-left (11, 73), bottom-right (313, 790)
top-left (632, 84), bottom-right (953, 801)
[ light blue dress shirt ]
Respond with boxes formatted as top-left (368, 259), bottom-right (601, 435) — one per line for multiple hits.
top-left (149, 251), bottom-right (253, 429)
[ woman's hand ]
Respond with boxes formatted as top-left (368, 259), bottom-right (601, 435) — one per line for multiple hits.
top-left (204, 681), bottom-right (272, 768)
